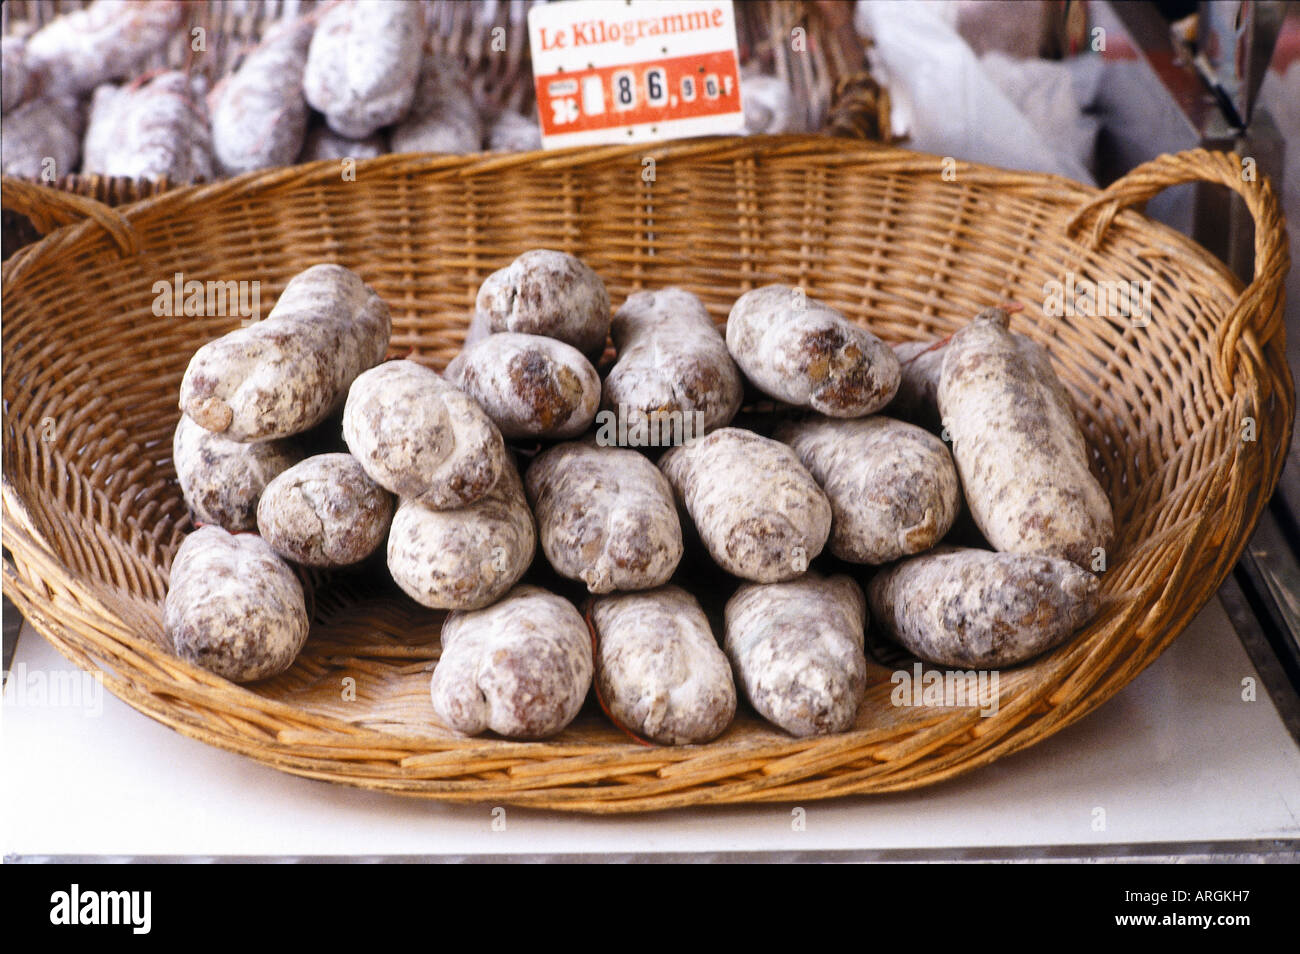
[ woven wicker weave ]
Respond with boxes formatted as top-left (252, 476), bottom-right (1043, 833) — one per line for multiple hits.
top-left (1, 138), bottom-right (1291, 812)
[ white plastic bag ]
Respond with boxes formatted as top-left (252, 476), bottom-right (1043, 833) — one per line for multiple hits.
top-left (856, 0), bottom-right (1095, 184)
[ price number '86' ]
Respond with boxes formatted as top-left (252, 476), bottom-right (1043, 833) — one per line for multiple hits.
top-left (611, 67), bottom-right (730, 111)
top-left (549, 65), bottom-right (732, 125)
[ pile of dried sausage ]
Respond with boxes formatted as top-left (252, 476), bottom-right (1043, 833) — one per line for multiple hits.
top-left (165, 256), bottom-right (1112, 745)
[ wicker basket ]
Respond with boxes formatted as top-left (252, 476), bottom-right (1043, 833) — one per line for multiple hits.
top-left (2, 138), bottom-right (1290, 812)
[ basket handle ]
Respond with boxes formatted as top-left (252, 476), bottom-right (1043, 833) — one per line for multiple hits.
top-left (1, 176), bottom-right (139, 256)
top-left (1065, 149), bottom-right (1289, 388)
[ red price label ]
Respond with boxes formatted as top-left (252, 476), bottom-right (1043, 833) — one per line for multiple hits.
top-left (538, 51), bottom-right (740, 139)
top-left (528, 0), bottom-right (745, 148)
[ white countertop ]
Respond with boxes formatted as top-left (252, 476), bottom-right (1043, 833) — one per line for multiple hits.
top-left (4, 596), bottom-right (1299, 859)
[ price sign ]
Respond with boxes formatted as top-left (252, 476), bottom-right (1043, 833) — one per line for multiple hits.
top-left (529, 0), bottom-right (744, 148)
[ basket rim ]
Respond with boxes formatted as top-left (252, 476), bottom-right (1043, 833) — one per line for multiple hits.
top-left (0, 136), bottom-right (1236, 287)
top-left (2, 136), bottom-right (1293, 813)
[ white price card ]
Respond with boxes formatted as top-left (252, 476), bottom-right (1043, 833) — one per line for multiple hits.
top-left (528, 0), bottom-right (745, 148)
